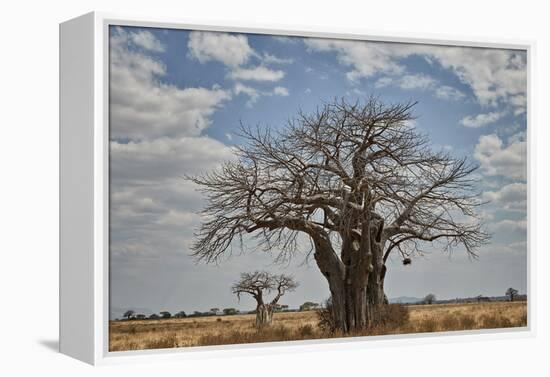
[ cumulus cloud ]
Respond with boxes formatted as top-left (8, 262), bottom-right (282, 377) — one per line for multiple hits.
top-left (110, 137), bottom-right (236, 183)
top-left (187, 31), bottom-right (254, 67)
top-left (272, 35), bottom-right (300, 44)
top-left (110, 29), bottom-right (231, 141)
top-left (434, 85), bottom-right (467, 101)
top-left (474, 133), bottom-right (527, 180)
top-left (305, 38), bottom-right (526, 113)
top-left (374, 77), bottom-right (393, 88)
top-left (229, 66), bottom-right (285, 82)
top-left (261, 53), bottom-right (293, 65)
top-left (273, 86), bottom-right (289, 96)
top-left (483, 183), bottom-right (527, 212)
top-left (492, 218), bottom-right (527, 232)
top-left (110, 28), bottom-right (237, 263)
top-left (233, 82), bottom-right (261, 106)
top-left (427, 47), bottom-right (526, 111)
top-left (233, 83), bottom-right (289, 107)
top-left (109, 136), bottom-right (236, 262)
top-left (129, 30), bottom-right (166, 52)
top-left (188, 31), bottom-right (290, 86)
top-left (460, 111), bottom-right (506, 128)
top-left (305, 39), bottom-right (405, 80)
top-left (375, 74), bottom-right (465, 101)
top-left (399, 74), bottom-right (436, 90)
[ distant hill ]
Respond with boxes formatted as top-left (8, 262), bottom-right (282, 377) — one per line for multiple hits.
top-left (110, 306), bottom-right (155, 320)
top-left (389, 296), bottom-right (423, 304)
top-left (437, 294), bottom-right (527, 304)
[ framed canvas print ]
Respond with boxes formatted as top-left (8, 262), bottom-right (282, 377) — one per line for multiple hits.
top-left (59, 12), bottom-right (532, 365)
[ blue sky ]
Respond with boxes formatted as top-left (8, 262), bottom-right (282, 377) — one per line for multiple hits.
top-left (109, 25), bottom-right (527, 317)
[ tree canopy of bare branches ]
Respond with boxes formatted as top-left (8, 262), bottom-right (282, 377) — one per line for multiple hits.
top-left (232, 271), bottom-right (297, 326)
top-left (190, 97), bottom-right (489, 332)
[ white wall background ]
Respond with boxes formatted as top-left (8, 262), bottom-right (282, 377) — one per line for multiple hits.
top-left (1, 0), bottom-right (548, 375)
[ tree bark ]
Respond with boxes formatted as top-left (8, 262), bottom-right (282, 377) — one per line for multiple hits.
top-left (313, 215), bottom-right (388, 333)
top-left (255, 304), bottom-right (274, 327)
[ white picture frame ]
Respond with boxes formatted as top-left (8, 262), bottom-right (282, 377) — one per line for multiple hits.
top-left (59, 11), bottom-right (534, 365)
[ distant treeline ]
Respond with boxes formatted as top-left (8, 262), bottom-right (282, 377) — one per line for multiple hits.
top-left (434, 294), bottom-right (527, 305)
top-left (116, 293), bottom-right (527, 321)
top-left (117, 302), bottom-right (322, 321)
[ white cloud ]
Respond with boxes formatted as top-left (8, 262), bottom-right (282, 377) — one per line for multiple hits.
top-left (187, 31), bottom-right (254, 67)
top-left (483, 183), bottom-right (527, 212)
top-left (110, 29), bottom-right (231, 141)
top-left (187, 31), bottom-right (291, 90)
top-left (399, 74), bottom-right (436, 90)
top-left (509, 94), bottom-right (527, 115)
top-left (305, 39), bottom-right (405, 80)
top-left (233, 83), bottom-right (289, 107)
top-left (374, 77), bottom-right (393, 88)
top-left (129, 30), bottom-right (165, 52)
top-left (233, 82), bottom-right (261, 106)
top-left (229, 66), bottom-right (285, 82)
top-left (304, 88), bottom-right (312, 94)
top-left (375, 74), bottom-right (465, 101)
top-left (110, 136), bottom-right (236, 260)
top-left (273, 86), bottom-right (289, 96)
top-left (460, 111), bottom-right (506, 128)
top-left (426, 47), bottom-right (526, 110)
top-left (434, 85), bottom-right (466, 101)
top-left (272, 36), bottom-right (300, 44)
top-left (474, 133), bottom-right (527, 180)
top-left (492, 219), bottom-right (527, 232)
top-left (304, 39), bottom-right (526, 112)
top-left (110, 28), bottom-right (239, 264)
top-left (508, 130), bottom-right (526, 144)
top-left (111, 137), bottom-right (236, 183)
top-left (261, 53), bottom-right (293, 65)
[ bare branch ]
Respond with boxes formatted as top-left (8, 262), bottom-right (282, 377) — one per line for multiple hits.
top-left (188, 97), bottom-right (489, 268)
top-left (231, 271), bottom-right (298, 306)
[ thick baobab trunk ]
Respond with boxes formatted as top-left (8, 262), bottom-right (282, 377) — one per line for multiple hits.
top-left (255, 304), bottom-right (273, 327)
top-left (314, 214), bottom-right (388, 333)
top-left (324, 261), bottom-right (387, 332)
top-left (320, 272), bottom-right (387, 333)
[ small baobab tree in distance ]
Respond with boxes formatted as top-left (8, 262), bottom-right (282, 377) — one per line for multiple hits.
top-left (123, 310), bottom-right (135, 320)
top-left (190, 98), bottom-right (489, 333)
top-left (506, 287), bottom-right (519, 302)
top-left (423, 293), bottom-right (436, 305)
top-left (232, 271), bottom-right (298, 327)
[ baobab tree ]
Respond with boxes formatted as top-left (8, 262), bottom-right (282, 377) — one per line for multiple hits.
top-left (506, 287), bottom-right (519, 302)
top-left (190, 98), bottom-right (489, 332)
top-left (232, 271), bottom-right (298, 327)
top-left (423, 293), bottom-right (436, 305)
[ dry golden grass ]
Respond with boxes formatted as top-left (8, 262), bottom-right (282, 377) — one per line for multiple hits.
top-left (109, 301), bottom-right (527, 351)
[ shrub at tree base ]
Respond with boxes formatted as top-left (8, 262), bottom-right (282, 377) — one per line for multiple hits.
top-left (378, 303), bottom-right (410, 329)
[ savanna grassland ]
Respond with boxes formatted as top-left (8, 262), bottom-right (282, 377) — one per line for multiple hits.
top-left (109, 301), bottom-right (527, 351)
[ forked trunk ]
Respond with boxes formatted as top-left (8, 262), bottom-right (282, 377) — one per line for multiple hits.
top-left (255, 304), bottom-right (273, 327)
